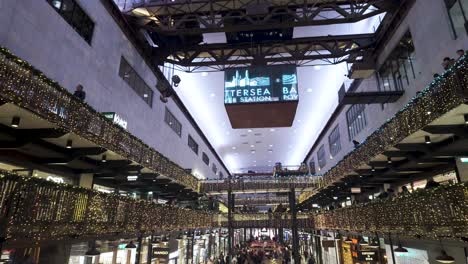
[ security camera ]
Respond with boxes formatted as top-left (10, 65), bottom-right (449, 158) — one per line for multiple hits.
top-left (172, 75), bottom-right (181, 87)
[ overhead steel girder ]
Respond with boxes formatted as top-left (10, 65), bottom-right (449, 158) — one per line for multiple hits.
top-left (129, 0), bottom-right (395, 34)
top-left (154, 33), bottom-right (375, 70)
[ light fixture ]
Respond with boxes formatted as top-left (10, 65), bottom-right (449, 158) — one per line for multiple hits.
top-left (464, 114), bottom-right (468, 124)
top-left (425, 135), bottom-right (431, 144)
top-left (435, 251), bottom-right (455, 263)
top-left (161, 236), bottom-right (169, 242)
top-left (387, 157), bottom-right (392, 164)
top-left (101, 155), bottom-right (107, 163)
top-left (232, 147), bottom-right (236, 150)
top-left (333, 196), bottom-right (338, 200)
top-left (344, 236), bottom-right (353, 243)
top-left (247, 129), bottom-right (252, 133)
top-left (125, 241), bottom-right (137, 249)
top-left (261, 228), bottom-right (267, 232)
top-left (11, 116), bottom-right (20, 128)
top-left (66, 139), bottom-right (73, 149)
top-left (85, 245), bottom-right (101, 256)
top-left (427, 111), bottom-right (432, 115)
top-left (358, 236), bottom-right (368, 246)
top-left (371, 166), bottom-right (375, 172)
top-left (394, 244), bottom-right (408, 254)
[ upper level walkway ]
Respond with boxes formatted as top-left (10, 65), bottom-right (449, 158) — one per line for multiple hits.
top-left (199, 175), bottom-right (321, 195)
top-left (0, 170), bottom-right (466, 247)
top-left (0, 47), bottom-right (199, 197)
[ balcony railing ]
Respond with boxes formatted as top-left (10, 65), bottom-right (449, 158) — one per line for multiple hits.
top-left (0, 171), bottom-right (213, 247)
top-left (0, 47), bottom-right (198, 191)
top-left (200, 176), bottom-right (321, 193)
top-left (216, 213), bottom-right (314, 229)
top-left (314, 183), bottom-right (468, 239)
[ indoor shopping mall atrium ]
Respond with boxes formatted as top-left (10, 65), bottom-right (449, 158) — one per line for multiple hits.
top-left (0, 0), bottom-right (467, 263)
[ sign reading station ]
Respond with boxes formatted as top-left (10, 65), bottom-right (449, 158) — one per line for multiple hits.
top-left (224, 65), bottom-right (299, 104)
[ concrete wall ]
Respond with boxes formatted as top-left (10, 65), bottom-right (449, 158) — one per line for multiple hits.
top-left (0, 0), bottom-right (227, 180)
top-left (306, 0), bottom-right (468, 174)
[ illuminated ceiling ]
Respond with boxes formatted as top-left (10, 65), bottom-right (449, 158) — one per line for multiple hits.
top-left (174, 17), bottom-right (384, 176)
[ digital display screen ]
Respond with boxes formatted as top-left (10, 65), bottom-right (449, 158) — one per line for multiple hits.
top-left (224, 65), bottom-right (299, 104)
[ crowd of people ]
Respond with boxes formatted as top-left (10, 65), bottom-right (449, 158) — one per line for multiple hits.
top-left (209, 238), bottom-right (315, 264)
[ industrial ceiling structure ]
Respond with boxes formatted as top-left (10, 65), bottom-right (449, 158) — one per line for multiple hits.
top-left (114, 0), bottom-right (413, 176)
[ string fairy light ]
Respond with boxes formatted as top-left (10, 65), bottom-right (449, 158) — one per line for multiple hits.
top-left (299, 55), bottom-right (468, 204)
top-left (0, 47), bottom-right (199, 191)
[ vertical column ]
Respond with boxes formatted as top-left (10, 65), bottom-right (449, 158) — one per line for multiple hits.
top-left (227, 177), bottom-right (235, 263)
top-left (289, 188), bottom-right (300, 264)
top-left (147, 235), bottom-right (153, 264)
top-left (79, 173), bottom-right (93, 189)
top-left (135, 236), bottom-right (142, 264)
top-left (112, 246), bottom-right (118, 264)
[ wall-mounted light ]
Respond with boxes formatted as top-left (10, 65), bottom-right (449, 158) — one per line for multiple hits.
top-left (435, 250), bottom-right (455, 263)
top-left (127, 175), bottom-right (138, 181)
top-left (11, 116), bottom-right (20, 128)
top-left (125, 241), bottom-right (137, 249)
top-left (464, 114), bottom-right (468, 124)
top-left (371, 166), bottom-right (375, 172)
top-left (387, 157), bottom-right (392, 164)
top-left (101, 154), bottom-right (107, 163)
top-left (66, 139), bottom-right (73, 149)
top-left (425, 135), bottom-right (431, 144)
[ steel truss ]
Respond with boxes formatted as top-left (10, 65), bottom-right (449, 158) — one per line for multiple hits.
top-left (128, 0), bottom-right (396, 34)
top-left (153, 33), bottom-right (375, 71)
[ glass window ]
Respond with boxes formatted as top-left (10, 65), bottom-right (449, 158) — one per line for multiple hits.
top-left (309, 159), bottom-right (316, 174)
top-left (346, 104), bottom-right (367, 140)
top-left (202, 153), bottom-right (210, 166)
top-left (188, 135), bottom-right (199, 155)
top-left (47, 0), bottom-right (94, 44)
top-left (119, 57), bottom-right (154, 107)
top-left (164, 107), bottom-right (182, 137)
top-left (317, 145), bottom-right (327, 169)
top-left (328, 125), bottom-right (341, 157)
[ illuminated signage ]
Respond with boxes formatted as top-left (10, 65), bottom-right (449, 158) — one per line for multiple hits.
top-left (358, 250), bottom-right (378, 261)
top-left (102, 112), bottom-right (128, 129)
top-left (224, 65), bottom-right (298, 104)
top-left (153, 247), bottom-right (170, 261)
top-left (46, 176), bottom-right (64, 184)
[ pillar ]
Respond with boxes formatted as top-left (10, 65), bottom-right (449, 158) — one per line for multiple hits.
top-left (112, 246), bottom-right (118, 264)
top-left (135, 236), bottom-right (142, 264)
top-left (147, 236), bottom-right (153, 264)
top-left (79, 173), bottom-right (93, 189)
top-left (289, 188), bottom-right (300, 264)
top-left (227, 177), bottom-right (235, 263)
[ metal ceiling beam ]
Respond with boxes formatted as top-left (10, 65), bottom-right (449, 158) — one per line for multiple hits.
top-left (131, 0), bottom-right (395, 35)
top-left (154, 33), bottom-right (375, 70)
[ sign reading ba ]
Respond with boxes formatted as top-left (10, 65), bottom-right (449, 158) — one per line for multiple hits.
top-left (102, 112), bottom-right (128, 129)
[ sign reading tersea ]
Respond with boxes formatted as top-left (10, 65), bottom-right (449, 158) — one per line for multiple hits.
top-left (224, 65), bottom-right (299, 104)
